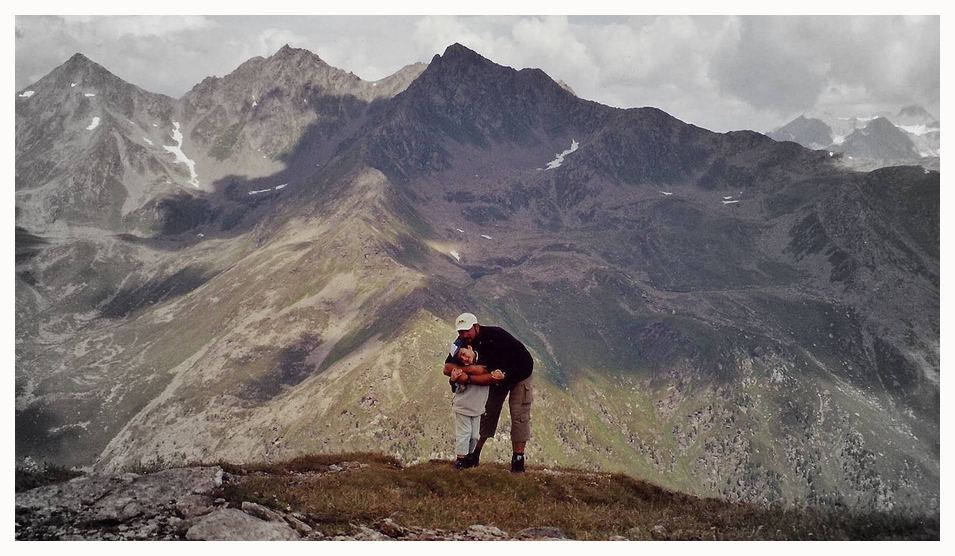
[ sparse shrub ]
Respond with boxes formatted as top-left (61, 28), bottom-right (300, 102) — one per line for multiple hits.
top-left (15, 461), bottom-right (83, 492)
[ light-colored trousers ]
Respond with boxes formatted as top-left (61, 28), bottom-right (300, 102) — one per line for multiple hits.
top-left (453, 412), bottom-right (481, 457)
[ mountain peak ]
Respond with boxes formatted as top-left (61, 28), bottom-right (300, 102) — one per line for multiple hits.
top-left (65, 52), bottom-right (93, 66)
top-left (866, 116), bottom-right (899, 130)
top-left (268, 44), bottom-right (331, 68)
top-left (23, 51), bottom-right (151, 99)
top-left (899, 105), bottom-right (933, 119)
top-left (272, 44), bottom-right (319, 61)
top-left (59, 52), bottom-right (110, 77)
top-left (443, 42), bottom-right (476, 56)
top-left (895, 105), bottom-right (938, 127)
top-left (433, 43), bottom-right (493, 67)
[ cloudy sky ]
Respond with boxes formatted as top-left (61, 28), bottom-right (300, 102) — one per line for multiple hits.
top-left (13, 10), bottom-right (942, 134)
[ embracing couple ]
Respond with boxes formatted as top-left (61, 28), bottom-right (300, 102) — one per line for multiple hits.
top-left (443, 312), bottom-right (534, 473)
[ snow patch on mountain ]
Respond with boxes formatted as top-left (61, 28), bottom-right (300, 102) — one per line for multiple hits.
top-left (543, 140), bottom-right (579, 170)
top-left (899, 124), bottom-right (939, 136)
top-left (48, 421), bottom-right (90, 434)
top-left (86, 117), bottom-right (100, 130)
top-left (249, 184), bottom-right (289, 195)
top-left (163, 122), bottom-right (200, 188)
top-left (19, 91), bottom-right (35, 98)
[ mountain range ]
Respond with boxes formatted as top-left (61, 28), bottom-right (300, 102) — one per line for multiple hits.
top-left (15, 44), bottom-right (939, 513)
top-left (766, 107), bottom-right (940, 172)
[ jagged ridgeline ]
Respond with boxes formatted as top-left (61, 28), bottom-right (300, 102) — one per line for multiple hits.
top-left (766, 108), bottom-right (940, 172)
top-left (15, 43), bottom-right (938, 513)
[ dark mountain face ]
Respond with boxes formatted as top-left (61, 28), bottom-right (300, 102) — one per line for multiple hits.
top-left (15, 44), bottom-right (939, 513)
top-left (365, 43), bottom-right (938, 413)
top-left (359, 44), bottom-right (603, 182)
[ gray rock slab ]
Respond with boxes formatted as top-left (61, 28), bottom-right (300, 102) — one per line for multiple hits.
top-left (175, 494), bottom-right (216, 519)
top-left (185, 508), bottom-right (301, 541)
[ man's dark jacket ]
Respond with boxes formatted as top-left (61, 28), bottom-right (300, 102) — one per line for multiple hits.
top-left (445, 325), bottom-right (533, 389)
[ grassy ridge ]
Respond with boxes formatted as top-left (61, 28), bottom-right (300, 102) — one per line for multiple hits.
top-left (215, 452), bottom-right (938, 541)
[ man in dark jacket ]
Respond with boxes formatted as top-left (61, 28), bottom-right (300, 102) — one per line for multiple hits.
top-left (444, 312), bottom-right (534, 472)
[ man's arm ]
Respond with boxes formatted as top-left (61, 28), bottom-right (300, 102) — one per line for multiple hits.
top-left (444, 344), bottom-right (473, 377)
top-left (447, 367), bottom-right (505, 386)
top-left (443, 362), bottom-right (489, 377)
top-left (466, 370), bottom-right (504, 385)
top-left (444, 345), bottom-right (496, 382)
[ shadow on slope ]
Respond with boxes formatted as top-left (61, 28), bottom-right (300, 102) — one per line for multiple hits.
top-left (98, 266), bottom-right (215, 319)
top-left (236, 333), bottom-right (322, 402)
top-left (16, 226), bottom-right (48, 263)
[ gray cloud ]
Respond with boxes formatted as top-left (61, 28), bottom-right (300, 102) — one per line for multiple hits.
top-left (710, 16), bottom-right (940, 121)
top-left (14, 15), bottom-right (940, 133)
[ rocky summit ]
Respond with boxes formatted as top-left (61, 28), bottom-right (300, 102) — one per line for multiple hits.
top-left (15, 43), bottom-right (939, 515)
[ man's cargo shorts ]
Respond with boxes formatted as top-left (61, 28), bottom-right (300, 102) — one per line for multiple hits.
top-left (480, 376), bottom-right (532, 442)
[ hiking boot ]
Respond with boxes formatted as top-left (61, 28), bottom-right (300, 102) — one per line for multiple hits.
top-left (454, 457), bottom-right (469, 470)
top-left (511, 453), bottom-right (525, 473)
top-left (464, 451), bottom-right (479, 468)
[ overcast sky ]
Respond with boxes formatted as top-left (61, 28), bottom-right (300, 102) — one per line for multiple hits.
top-left (13, 11), bottom-right (942, 134)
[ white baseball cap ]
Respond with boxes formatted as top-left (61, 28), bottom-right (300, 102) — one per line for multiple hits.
top-left (454, 312), bottom-right (478, 331)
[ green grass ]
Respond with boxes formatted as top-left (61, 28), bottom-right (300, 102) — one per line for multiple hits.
top-left (212, 451), bottom-right (938, 540)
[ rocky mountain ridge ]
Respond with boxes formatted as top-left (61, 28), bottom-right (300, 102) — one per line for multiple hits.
top-left (15, 43), bottom-right (939, 513)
